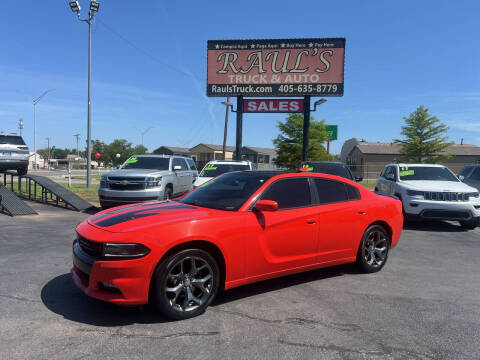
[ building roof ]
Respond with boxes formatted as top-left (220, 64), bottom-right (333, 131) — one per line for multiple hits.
top-left (354, 142), bottom-right (480, 156)
top-left (243, 146), bottom-right (277, 156)
top-left (190, 143), bottom-right (236, 152)
top-left (153, 146), bottom-right (191, 154)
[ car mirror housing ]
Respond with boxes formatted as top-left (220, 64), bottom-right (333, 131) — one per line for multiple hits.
top-left (354, 176), bottom-right (363, 182)
top-left (459, 175), bottom-right (465, 181)
top-left (254, 200), bottom-right (278, 212)
top-left (386, 173), bottom-right (395, 181)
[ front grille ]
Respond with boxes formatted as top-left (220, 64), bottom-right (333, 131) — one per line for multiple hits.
top-left (109, 183), bottom-right (146, 191)
top-left (100, 195), bottom-right (158, 202)
top-left (421, 209), bottom-right (471, 220)
top-left (108, 177), bottom-right (145, 182)
top-left (423, 192), bottom-right (469, 202)
top-left (78, 236), bottom-right (103, 258)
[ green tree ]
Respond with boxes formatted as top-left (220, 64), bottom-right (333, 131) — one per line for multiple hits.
top-left (273, 114), bottom-right (332, 169)
top-left (395, 105), bottom-right (453, 163)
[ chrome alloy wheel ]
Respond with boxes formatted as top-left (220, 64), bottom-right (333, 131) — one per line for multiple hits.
top-left (362, 229), bottom-right (388, 268)
top-left (164, 256), bottom-right (213, 312)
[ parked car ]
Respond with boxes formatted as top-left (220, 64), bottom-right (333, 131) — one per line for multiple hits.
top-left (0, 133), bottom-right (29, 175)
top-left (98, 155), bottom-right (198, 209)
top-left (375, 163), bottom-right (480, 229)
top-left (458, 164), bottom-right (480, 191)
top-left (73, 170), bottom-right (403, 319)
top-left (193, 160), bottom-right (252, 187)
top-left (300, 161), bottom-right (362, 182)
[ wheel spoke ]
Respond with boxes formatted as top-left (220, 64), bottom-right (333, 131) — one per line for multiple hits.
top-left (192, 274), bottom-right (212, 294)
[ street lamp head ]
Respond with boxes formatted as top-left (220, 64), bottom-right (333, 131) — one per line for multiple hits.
top-left (18, 119), bottom-right (24, 128)
top-left (221, 101), bottom-right (233, 106)
top-left (90, 0), bottom-right (100, 12)
top-left (314, 99), bottom-right (327, 106)
top-left (69, 1), bottom-right (81, 13)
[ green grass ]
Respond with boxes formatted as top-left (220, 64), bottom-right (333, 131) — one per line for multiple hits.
top-left (359, 181), bottom-right (376, 190)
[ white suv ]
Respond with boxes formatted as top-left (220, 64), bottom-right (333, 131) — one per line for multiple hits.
top-left (193, 160), bottom-right (252, 187)
top-left (376, 163), bottom-right (480, 229)
top-left (0, 133), bottom-right (29, 175)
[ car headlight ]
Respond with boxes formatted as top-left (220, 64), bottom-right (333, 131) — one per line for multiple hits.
top-left (466, 192), bottom-right (479, 200)
top-left (100, 176), bottom-right (108, 187)
top-left (406, 189), bottom-right (424, 199)
top-left (146, 176), bottom-right (162, 188)
top-left (103, 243), bottom-right (150, 259)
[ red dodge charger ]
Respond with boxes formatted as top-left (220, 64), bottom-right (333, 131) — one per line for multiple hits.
top-left (72, 171), bottom-right (403, 319)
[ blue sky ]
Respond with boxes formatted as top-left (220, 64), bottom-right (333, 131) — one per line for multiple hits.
top-left (1, 0), bottom-right (479, 154)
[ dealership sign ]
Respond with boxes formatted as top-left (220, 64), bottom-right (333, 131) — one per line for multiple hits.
top-left (244, 99), bottom-right (303, 113)
top-left (207, 38), bottom-right (345, 97)
top-left (325, 125), bottom-right (338, 140)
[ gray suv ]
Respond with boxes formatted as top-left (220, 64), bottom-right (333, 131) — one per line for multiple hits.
top-left (459, 164), bottom-right (480, 191)
top-left (0, 133), bottom-right (30, 175)
top-left (99, 155), bottom-right (198, 208)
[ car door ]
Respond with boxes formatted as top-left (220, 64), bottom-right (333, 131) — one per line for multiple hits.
top-left (172, 157), bottom-right (188, 194)
top-left (313, 178), bottom-right (366, 262)
top-left (465, 167), bottom-right (480, 191)
top-left (245, 177), bottom-right (319, 276)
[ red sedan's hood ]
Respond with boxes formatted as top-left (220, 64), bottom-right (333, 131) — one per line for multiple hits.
top-left (86, 201), bottom-right (212, 233)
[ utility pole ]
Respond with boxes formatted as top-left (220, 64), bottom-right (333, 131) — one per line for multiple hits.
top-left (46, 137), bottom-right (51, 170)
top-left (136, 127), bottom-right (154, 146)
top-left (221, 97), bottom-right (232, 160)
top-left (74, 134), bottom-right (81, 157)
top-left (69, 0), bottom-right (100, 188)
top-left (18, 119), bottom-right (24, 136)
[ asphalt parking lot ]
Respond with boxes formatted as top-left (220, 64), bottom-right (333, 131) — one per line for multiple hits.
top-left (1, 202), bottom-right (479, 360)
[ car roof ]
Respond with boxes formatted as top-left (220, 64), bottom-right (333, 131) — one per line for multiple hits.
top-left (0, 132), bottom-right (22, 137)
top-left (388, 163), bottom-right (445, 167)
top-left (302, 161), bottom-right (346, 166)
top-left (207, 160), bottom-right (251, 164)
top-left (134, 154), bottom-right (189, 159)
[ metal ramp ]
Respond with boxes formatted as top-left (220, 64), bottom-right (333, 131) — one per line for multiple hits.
top-left (2, 172), bottom-right (94, 212)
top-left (0, 184), bottom-right (37, 216)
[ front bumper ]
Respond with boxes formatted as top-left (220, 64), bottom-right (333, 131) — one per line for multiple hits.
top-left (404, 197), bottom-right (480, 220)
top-left (72, 240), bottom-right (151, 305)
top-left (98, 186), bottom-right (165, 204)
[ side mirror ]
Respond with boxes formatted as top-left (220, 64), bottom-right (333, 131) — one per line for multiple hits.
top-left (173, 165), bottom-right (182, 170)
top-left (354, 176), bottom-right (363, 182)
top-left (459, 175), bottom-right (465, 181)
top-left (385, 173), bottom-right (395, 181)
top-left (254, 200), bottom-right (278, 212)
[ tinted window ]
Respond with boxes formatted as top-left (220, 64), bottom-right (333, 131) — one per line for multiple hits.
top-left (0, 135), bottom-right (26, 145)
top-left (173, 158), bottom-right (188, 170)
top-left (398, 166), bottom-right (458, 181)
top-left (459, 166), bottom-right (473, 177)
top-left (346, 184), bottom-right (361, 200)
top-left (260, 178), bottom-right (311, 210)
top-left (469, 167), bottom-right (480, 181)
top-left (301, 162), bottom-right (353, 180)
top-left (186, 158), bottom-right (197, 171)
top-left (200, 164), bottom-right (250, 177)
top-left (121, 156), bottom-right (169, 170)
top-left (181, 172), bottom-right (276, 211)
top-left (314, 178), bottom-right (349, 204)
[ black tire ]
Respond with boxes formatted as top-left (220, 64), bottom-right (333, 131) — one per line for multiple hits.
top-left (356, 225), bottom-right (390, 273)
top-left (100, 202), bottom-right (110, 210)
top-left (459, 217), bottom-right (479, 230)
top-left (163, 186), bottom-right (173, 200)
top-left (17, 167), bottom-right (27, 176)
top-left (152, 249), bottom-right (220, 320)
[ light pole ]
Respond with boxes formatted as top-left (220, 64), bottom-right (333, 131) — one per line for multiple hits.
top-left (16, 89), bottom-right (56, 170)
top-left (73, 133), bottom-right (81, 157)
top-left (18, 118), bottom-right (24, 136)
top-left (69, 0), bottom-right (100, 188)
top-left (46, 137), bottom-right (51, 170)
top-left (136, 127), bottom-right (154, 146)
top-left (221, 97), bottom-right (232, 160)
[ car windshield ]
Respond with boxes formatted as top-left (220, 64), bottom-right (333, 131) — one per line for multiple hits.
top-left (0, 135), bottom-right (26, 145)
top-left (301, 162), bottom-right (353, 180)
top-left (180, 172), bottom-right (275, 211)
top-left (121, 156), bottom-right (170, 170)
top-left (399, 166), bottom-right (459, 181)
top-left (199, 164), bottom-right (250, 177)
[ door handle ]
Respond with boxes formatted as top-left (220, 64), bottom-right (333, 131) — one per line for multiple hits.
top-left (306, 218), bottom-right (316, 224)
top-left (358, 210), bottom-right (366, 215)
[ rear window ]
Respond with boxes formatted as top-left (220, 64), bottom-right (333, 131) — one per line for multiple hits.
top-left (0, 135), bottom-right (26, 145)
top-left (301, 162), bottom-right (353, 180)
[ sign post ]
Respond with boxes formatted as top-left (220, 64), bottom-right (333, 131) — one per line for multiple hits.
top-left (207, 38), bottom-right (345, 161)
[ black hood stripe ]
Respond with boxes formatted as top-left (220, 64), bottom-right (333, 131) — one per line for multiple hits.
top-left (90, 201), bottom-right (171, 222)
top-left (95, 204), bottom-right (196, 227)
